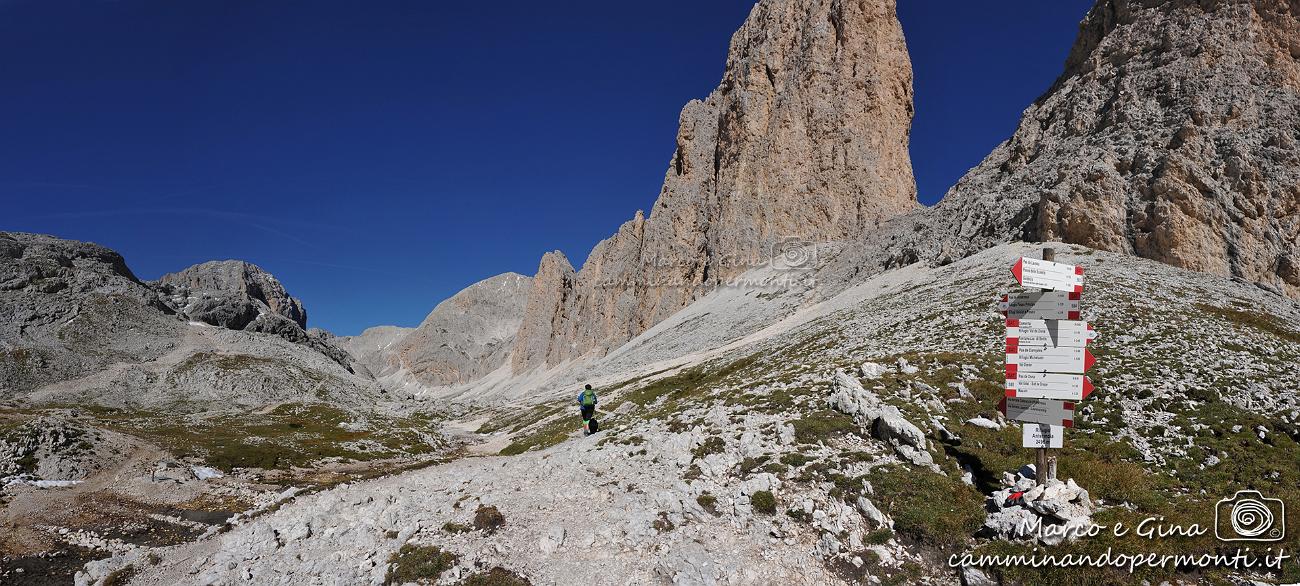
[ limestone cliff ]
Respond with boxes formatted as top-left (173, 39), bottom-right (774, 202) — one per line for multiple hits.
top-left (510, 0), bottom-right (917, 370)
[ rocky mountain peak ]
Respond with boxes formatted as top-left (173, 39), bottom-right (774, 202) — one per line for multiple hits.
top-left (508, 0), bottom-right (917, 372)
top-left (838, 0), bottom-right (1300, 300)
top-left (156, 260), bottom-right (308, 328)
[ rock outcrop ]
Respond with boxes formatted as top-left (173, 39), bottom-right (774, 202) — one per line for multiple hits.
top-left (0, 232), bottom-right (182, 394)
top-left (509, 0), bottom-right (917, 371)
top-left (835, 0), bottom-right (1300, 298)
top-left (154, 259), bottom-right (359, 371)
top-left (0, 232), bottom-right (382, 409)
top-left (156, 260), bottom-right (307, 328)
top-left (828, 369), bottom-right (937, 471)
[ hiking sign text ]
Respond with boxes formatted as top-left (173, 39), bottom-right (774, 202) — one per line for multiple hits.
top-left (999, 396), bottom-right (1075, 427)
top-left (1005, 344), bottom-right (1096, 374)
top-left (1005, 372), bottom-right (1094, 401)
top-left (1011, 257), bottom-right (1084, 293)
top-left (999, 291), bottom-right (1082, 320)
top-left (1005, 319), bottom-right (1095, 347)
top-left (1023, 423), bottom-right (1064, 449)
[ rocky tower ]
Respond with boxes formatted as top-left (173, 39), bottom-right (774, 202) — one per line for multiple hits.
top-left (511, 0), bottom-right (917, 371)
top-left (869, 0), bottom-right (1300, 297)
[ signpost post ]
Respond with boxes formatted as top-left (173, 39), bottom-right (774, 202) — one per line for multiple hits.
top-left (998, 248), bottom-right (1099, 485)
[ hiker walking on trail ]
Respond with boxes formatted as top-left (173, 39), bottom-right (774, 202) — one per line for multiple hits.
top-left (577, 384), bottom-right (598, 435)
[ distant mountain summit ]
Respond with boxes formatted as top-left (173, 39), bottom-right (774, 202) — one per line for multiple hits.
top-left (341, 273), bottom-right (532, 388)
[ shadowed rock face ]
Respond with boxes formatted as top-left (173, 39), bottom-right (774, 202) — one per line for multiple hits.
top-left (509, 0), bottom-right (918, 371)
top-left (846, 0), bottom-right (1300, 298)
top-left (157, 260), bottom-right (308, 328)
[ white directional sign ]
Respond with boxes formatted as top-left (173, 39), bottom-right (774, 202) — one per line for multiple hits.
top-left (1006, 319), bottom-right (1095, 348)
top-left (998, 291), bottom-right (1081, 320)
top-left (1005, 344), bottom-right (1095, 374)
top-left (1023, 423), bottom-right (1064, 448)
top-left (999, 396), bottom-right (1075, 427)
top-left (1005, 372), bottom-right (1094, 401)
top-left (1012, 257), bottom-right (1084, 293)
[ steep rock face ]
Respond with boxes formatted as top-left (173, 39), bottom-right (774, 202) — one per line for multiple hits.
top-left (511, 0), bottom-right (917, 370)
top-left (156, 260), bottom-right (308, 328)
top-left (511, 253), bottom-right (577, 372)
top-left (384, 273), bottom-right (532, 387)
top-left (855, 0), bottom-right (1300, 298)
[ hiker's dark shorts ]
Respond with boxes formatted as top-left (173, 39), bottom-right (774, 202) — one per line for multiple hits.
top-left (580, 405), bottom-right (595, 421)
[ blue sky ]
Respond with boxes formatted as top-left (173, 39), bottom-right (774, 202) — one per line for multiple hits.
top-left (1, 0), bottom-right (1092, 335)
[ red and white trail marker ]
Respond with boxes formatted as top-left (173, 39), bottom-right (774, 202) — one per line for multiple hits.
top-left (999, 396), bottom-right (1075, 427)
top-left (1005, 319), bottom-right (1095, 348)
top-left (1011, 257), bottom-right (1084, 293)
top-left (1005, 344), bottom-right (1096, 374)
top-left (1005, 372), bottom-right (1094, 401)
top-left (1023, 424), bottom-right (1064, 449)
top-left (998, 291), bottom-right (1082, 320)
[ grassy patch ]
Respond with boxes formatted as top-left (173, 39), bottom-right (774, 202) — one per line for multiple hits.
top-left (384, 544), bottom-right (458, 585)
top-left (750, 490), bottom-right (776, 515)
top-left (441, 521), bottom-right (472, 534)
top-left (779, 453), bottom-right (812, 467)
top-left (691, 436), bottom-right (726, 460)
top-left (91, 403), bottom-right (441, 472)
top-left (866, 465), bottom-right (983, 552)
top-left (696, 493), bottom-right (717, 514)
top-left (498, 414), bottom-right (578, 456)
top-left (791, 410), bottom-right (857, 444)
top-left (1195, 303), bottom-right (1300, 343)
top-left (459, 567), bottom-right (531, 586)
top-left (614, 351), bottom-right (764, 420)
top-left (473, 505), bottom-right (505, 533)
top-left (475, 403), bottom-right (564, 435)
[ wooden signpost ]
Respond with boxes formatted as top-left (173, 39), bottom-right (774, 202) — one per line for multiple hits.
top-left (998, 248), bottom-right (1099, 485)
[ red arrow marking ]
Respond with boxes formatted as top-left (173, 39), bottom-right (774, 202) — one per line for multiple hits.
top-left (997, 397), bottom-right (1007, 413)
top-left (1006, 319), bottom-right (1020, 327)
top-left (1082, 377), bottom-right (1094, 399)
top-left (1011, 258), bottom-right (1024, 284)
top-left (1084, 349), bottom-right (1096, 372)
top-left (1062, 419), bottom-right (1074, 428)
